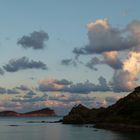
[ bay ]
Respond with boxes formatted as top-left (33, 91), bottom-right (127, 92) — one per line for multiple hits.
top-left (0, 117), bottom-right (139, 140)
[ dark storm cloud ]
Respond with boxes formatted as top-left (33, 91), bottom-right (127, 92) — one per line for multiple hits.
top-left (17, 30), bottom-right (49, 50)
top-left (3, 56), bottom-right (47, 72)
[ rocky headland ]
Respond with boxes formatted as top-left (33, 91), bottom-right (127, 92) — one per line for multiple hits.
top-left (63, 86), bottom-right (140, 131)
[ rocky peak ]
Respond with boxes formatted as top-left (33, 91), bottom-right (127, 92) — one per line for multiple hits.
top-left (70, 104), bottom-right (90, 114)
top-left (134, 86), bottom-right (140, 93)
top-left (63, 104), bottom-right (91, 124)
top-left (127, 86), bottom-right (140, 98)
top-left (74, 104), bottom-right (88, 109)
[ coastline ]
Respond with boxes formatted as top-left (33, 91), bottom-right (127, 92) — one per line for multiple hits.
top-left (95, 123), bottom-right (140, 132)
top-left (62, 87), bottom-right (140, 132)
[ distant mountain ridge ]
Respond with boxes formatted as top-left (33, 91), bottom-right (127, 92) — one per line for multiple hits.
top-left (0, 108), bottom-right (56, 117)
top-left (63, 86), bottom-right (140, 131)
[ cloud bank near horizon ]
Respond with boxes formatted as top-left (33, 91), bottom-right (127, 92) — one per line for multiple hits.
top-left (38, 77), bottom-right (110, 93)
top-left (0, 88), bottom-right (126, 115)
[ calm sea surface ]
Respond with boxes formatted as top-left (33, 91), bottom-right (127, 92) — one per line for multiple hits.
top-left (0, 117), bottom-right (139, 140)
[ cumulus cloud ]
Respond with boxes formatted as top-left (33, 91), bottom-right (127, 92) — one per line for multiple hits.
top-left (103, 51), bottom-right (122, 69)
top-left (54, 79), bottom-right (73, 85)
top-left (48, 94), bottom-right (93, 103)
top-left (110, 52), bottom-right (140, 92)
top-left (63, 77), bottom-right (110, 93)
top-left (0, 89), bottom-right (125, 115)
top-left (0, 91), bottom-right (124, 115)
top-left (127, 20), bottom-right (140, 47)
top-left (0, 87), bottom-right (19, 94)
top-left (105, 96), bottom-right (121, 106)
top-left (61, 59), bottom-right (73, 65)
top-left (0, 101), bottom-right (22, 111)
top-left (12, 94), bottom-right (48, 103)
top-left (64, 81), bottom-right (96, 93)
top-left (16, 85), bottom-right (30, 91)
top-left (29, 77), bottom-right (36, 80)
top-left (24, 90), bottom-right (36, 98)
top-left (17, 30), bottom-right (49, 50)
top-left (0, 87), bottom-right (6, 94)
top-left (73, 19), bottom-right (138, 55)
top-left (38, 77), bottom-right (111, 93)
top-left (61, 58), bottom-right (77, 66)
top-left (7, 89), bottom-right (19, 94)
top-left (123, 52), bottom-right (140, 77)
top-left (85, 52), bottom-right (122, 71)
top-left (3, 56), bottom-right (47, 72)
top-left (85, 57), bottom-right (103, 71)
top-left (0, 68), bottom-right (4, 75)
top-left (48, 94), bottom-right (96, 109)
top-left (38, 79), bottom-right (66, 92)
top-left (71, 19), bottom-right (140, 92)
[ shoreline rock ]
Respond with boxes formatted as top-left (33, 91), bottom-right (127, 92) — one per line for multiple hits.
top-left (95, 123), bottom-right (140, 132)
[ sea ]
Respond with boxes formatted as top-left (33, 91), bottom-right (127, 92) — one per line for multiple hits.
top-left (0, 116), bottom-right (139, 140)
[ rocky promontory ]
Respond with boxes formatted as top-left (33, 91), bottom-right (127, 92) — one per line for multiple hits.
top-left (63, 86), bottom-right (140, 131)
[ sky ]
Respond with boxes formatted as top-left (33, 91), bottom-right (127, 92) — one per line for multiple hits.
top-left (0, 0), bottom-right (140, 115)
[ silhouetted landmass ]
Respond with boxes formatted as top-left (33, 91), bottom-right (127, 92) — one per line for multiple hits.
top-left (63, 86), bottom-right (140, 131)
top-left (24, 108), bottom-right (56, 116)
top-left (0, 108), bottom-right (56, 117)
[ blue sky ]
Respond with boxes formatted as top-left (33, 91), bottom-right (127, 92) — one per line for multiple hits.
top-left (0, 0), bottom-right (140, 114)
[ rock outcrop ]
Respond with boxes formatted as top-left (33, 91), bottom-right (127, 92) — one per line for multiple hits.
top-left (63, 104), bottom-right (91, 124)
